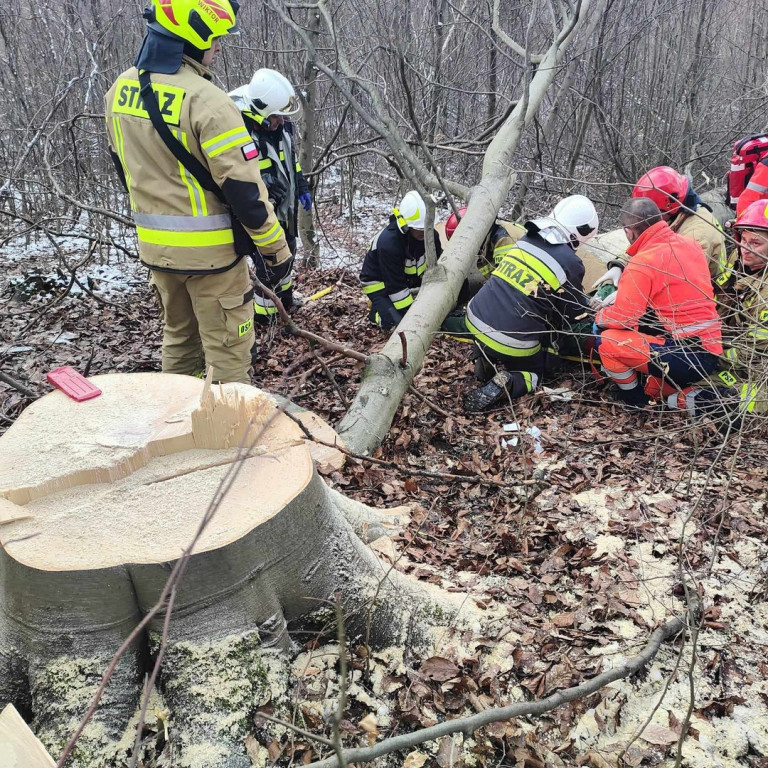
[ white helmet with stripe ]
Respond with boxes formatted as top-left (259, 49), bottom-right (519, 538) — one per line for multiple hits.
top-left (394, 190), bottom-right (428, 232)
top-left (551, 194), bottom-right (599, 245)
top-left (245, 68), bottom-right (301, 119)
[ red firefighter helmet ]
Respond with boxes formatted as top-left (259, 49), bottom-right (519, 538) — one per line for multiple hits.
top-left (445, 207), bottom-right (468, 239)
top-left (733, 199), bottom-right (768, 240)
top-left (631, 166), bottom-right (688, 216)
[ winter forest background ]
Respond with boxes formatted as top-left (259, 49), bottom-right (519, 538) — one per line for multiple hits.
top-left (2, 0), bottom-right (768, 261)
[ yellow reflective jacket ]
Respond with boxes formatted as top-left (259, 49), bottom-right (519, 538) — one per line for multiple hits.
top-left (105, 57), bottom-right (290, 274)
top-left (713, 260), bottom-right (768, 413)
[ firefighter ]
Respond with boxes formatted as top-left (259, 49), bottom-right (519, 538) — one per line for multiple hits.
top-left (591, 166), bottom-right (727, 304)
top-left (444, 207), bottom-right (517, 280)
top-left (105, 0), bottom-right (291, 384)
top-left (594, 198), bottom-right (723, 407)
top-left (359, 191), bottom-right (442, 331)
top-left (671, 200), bottom-right (768, 421)
top-left (462, 195), bottom-right (598, 412)
top-left (230, 69), bottom-right (310, 322)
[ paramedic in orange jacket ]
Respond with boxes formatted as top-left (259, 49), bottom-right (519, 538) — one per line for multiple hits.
top-left (594, 198), bottom-right (723, 406)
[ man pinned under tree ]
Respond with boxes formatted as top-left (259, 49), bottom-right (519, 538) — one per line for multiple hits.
top-left (359, 190), bottom-right (442, 331)
top-left (105, 0), bottom-right (291, 385)
top-left (461, 195), bottom-right (599, 412)
top-left (230, 69), bottom-right (311, 322)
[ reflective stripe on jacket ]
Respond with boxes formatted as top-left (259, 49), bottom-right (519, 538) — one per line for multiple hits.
top-left (595, 221), bottom-right (723, 354)
top-left (737, 158), bottom-right (768, 216)
top-left (105, 58), bottom-right (290, 273)
top-left (466, 226), bottom-right (588, 355)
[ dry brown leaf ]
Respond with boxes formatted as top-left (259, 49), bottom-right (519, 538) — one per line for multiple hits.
top-left (420, 656), bottom-right (460, 682)
top-left (436, 736), bottom-right (463, 768)
top-left (640, 722), bottom-right (680, 745)
top-left (403, 750), bottom-right (429, 768)
top-left (358, 713), bottom-right (379, 745)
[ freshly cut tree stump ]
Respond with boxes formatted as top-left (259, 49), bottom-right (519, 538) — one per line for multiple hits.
top-left (0, 703), bottom-right (55, 767)
top-left (0, 374), bottom-right (474, 767)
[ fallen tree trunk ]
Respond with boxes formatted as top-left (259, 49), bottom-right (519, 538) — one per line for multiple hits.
top-left (336, 0), bottom-right (606, 455)
top-left (0, 374), bottom-right (478, 767)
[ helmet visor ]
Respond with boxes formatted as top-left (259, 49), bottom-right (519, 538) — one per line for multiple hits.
top-left (275, 94), bottom-right (301, 116)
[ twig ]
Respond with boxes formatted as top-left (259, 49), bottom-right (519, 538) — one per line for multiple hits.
top-left (0, 371), bottom-right (37, 399)
top-left (398, 331), bottom-right (408, 369)
top-left (255, 712), bottom-right (334, 748)
top-left (331, 592), bottom-right (348, 768)
top-left (309, 344), bottom-right (349, 408)
top-left (303, 598), bottom-right (696, 768)
top-left (407, 384), bottom-right (451, 419)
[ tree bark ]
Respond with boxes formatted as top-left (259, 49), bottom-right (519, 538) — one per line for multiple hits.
top-left (337, 0), bottom-right (605, 455)
top-left (298, 8), bottom-right (321, 269)
top-left (0, 374), bottom-right (476, 767)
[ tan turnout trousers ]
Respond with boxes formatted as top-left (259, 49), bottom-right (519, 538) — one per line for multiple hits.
top-left (150, 258), bottom-right (254, 384)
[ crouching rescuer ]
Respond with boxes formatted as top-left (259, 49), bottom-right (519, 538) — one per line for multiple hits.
top-left (462, 195), bottom-right (599, 412)
top-left (593, 198), bottom-right (723, 408)
top-left (359, 191), bottom-right (442, 331)
top-left (105, 0), bottom-right (290, 384)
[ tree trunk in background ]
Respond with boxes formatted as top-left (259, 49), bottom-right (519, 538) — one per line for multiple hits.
top-left (298, 9), bottom-right (321, 269)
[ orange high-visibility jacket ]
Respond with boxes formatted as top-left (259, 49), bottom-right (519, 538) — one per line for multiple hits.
top-left (596, 221), bottom-right (723, 354)
top-left (737, 158), bottom-right (768, 216)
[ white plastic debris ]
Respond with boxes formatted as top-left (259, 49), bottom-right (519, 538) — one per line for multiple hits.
top-left (542, 386), bottom-right (575, 402)
top-left (503, 422), bottom-right (520, 432)
top-left (525, 425), bottom-right (544, 454)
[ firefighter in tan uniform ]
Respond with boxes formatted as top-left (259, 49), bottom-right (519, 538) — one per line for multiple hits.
top-left (105, 0), bottom-right (291, 384)
top-left (710, 200), bottom-right (768, 415)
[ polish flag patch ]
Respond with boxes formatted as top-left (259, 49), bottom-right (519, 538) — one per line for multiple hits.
top-left (242, 142), bottom-right (259, 161)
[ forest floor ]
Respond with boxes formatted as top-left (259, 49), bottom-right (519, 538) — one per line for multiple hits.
top-left (1, 203), bottom-right (768, 768)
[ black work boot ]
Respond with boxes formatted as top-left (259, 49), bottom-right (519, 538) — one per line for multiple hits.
top-left (463, 370), bottom-right (539, 413)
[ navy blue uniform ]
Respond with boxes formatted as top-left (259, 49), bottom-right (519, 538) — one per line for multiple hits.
top-left (466, 222), bottom-right (588, 385)
top-left (359, 216), bottom-right (442, 330)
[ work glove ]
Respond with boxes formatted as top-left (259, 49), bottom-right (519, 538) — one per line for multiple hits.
top-left (589, 289), bottom-right (618, 311)
top-left (590, 265), bottom-right (622, 290)
top-left (299, 192), bottom-right (312, 211)
top-left (264, 174), bottom-right (289, 207)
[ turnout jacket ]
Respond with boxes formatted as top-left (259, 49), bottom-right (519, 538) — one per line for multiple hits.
top-left (466, 222), bottom-right (588, 357)
top-left (478, 223), bottom-right (518, 278)
top-left (240, 108), bottom-right (310, 237)
top-left (359, 216), bottom-right (442, 314)
top-left (718, 260), bottom-right (768, 365)
top-left (105, 57), bottom-right (290, 274)
top-left (596, 221), bottom-right (722, 354)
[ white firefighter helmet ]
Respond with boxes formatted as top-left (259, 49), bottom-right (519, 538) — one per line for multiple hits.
top-left (245, 68), bottom-right (301, 119)
top-left (551, 195), bottom-right (599, 245)
top-left (394, 190), bottom-right (429, 232)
